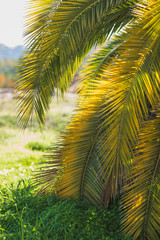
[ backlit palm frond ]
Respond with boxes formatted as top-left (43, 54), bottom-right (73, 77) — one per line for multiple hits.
top-left (33, 0), bottom-right (160, 206)
top-left (33, 143), bottom-right (62, 194)
top-left (93, 0), bottom-right (160, 200)
top-left (33, 38), bottom-right (122, 204)
top-left (121, 103), bottom-right (160, 240)
top-left (16, 0), bottom-right (135, 127)
top-left (33, 38), bottom-right (121, 204)
top-left (78, 37), bottom-right (122, 98)
top-left (35, 95), bottom-right (107, 206)
top-left (58, 109), bottom-right (104, 206)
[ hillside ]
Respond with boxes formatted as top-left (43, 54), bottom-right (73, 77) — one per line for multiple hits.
top-left (0, 44), bottom-right (24, 61)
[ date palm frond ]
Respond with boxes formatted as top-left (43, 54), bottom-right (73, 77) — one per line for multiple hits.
top-left (121, 103), bottom-right (160, 240)
top-left (16, 0), bottom-right (135, 127)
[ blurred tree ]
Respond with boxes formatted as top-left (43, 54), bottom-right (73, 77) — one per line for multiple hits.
top-left (0, 59), bottom-right (17, 87)
top-left (0, 73), bottom-right (5, 87)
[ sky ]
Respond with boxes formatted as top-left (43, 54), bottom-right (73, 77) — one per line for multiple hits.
top-left (0, 0), bottom-right (26, 47)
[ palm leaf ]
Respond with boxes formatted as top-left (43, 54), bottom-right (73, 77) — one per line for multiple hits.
top-left (34, 0), bottom-right (160, 206)
top-left (34, 98), bottom-right (106, 206)
top-left (92, 0), bottom-right (160, 199)
top-left (33, 36), bottom-right (124, 205)
top-left (16, 0), bottom-right (135, 127)
top-left (78, 37), bottom-right (122, 97)
top-left (121, 103), bottom-right (160, 240)
top-left (33, 31), bottom-right (125, 205)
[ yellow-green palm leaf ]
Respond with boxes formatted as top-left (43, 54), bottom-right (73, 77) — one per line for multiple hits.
top-left (33, 38), bottom-right (124, 206)
top-left (89, 0), bottom-right (160, 198)
top-left (16, 0), bottom-right (135, 127)
top-left (34, 94), bottom-right (107, 205)
top-left (34, 0), bottom-right (160, 209)
top-left (121, 104), bottom-right (160, 240)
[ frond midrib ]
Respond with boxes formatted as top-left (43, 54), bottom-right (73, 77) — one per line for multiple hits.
top-left (80, 135), bottom-right (98, 200)
top-left (112, 49), bottom-right (149, 173)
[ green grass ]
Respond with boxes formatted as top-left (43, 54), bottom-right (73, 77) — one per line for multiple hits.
top-left (0, 93), bottom-right (76, 184)
top-left (0, 115), bottom-right (17, 128)
top-left (0, 180), bottom-right (131, 240)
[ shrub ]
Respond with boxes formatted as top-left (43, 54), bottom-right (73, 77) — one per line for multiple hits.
top-left (25, 142), bottom-right (50, 152)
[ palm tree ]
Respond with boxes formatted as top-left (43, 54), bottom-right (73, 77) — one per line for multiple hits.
top-left (16, 0), bottom-right (160, 239)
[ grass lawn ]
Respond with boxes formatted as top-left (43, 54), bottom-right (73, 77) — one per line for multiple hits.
top-left (0, 92), bottom-right (76, 184)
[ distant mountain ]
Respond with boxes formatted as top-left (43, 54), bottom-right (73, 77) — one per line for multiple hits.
top-left (0, 44), bottom-right (24, 61)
